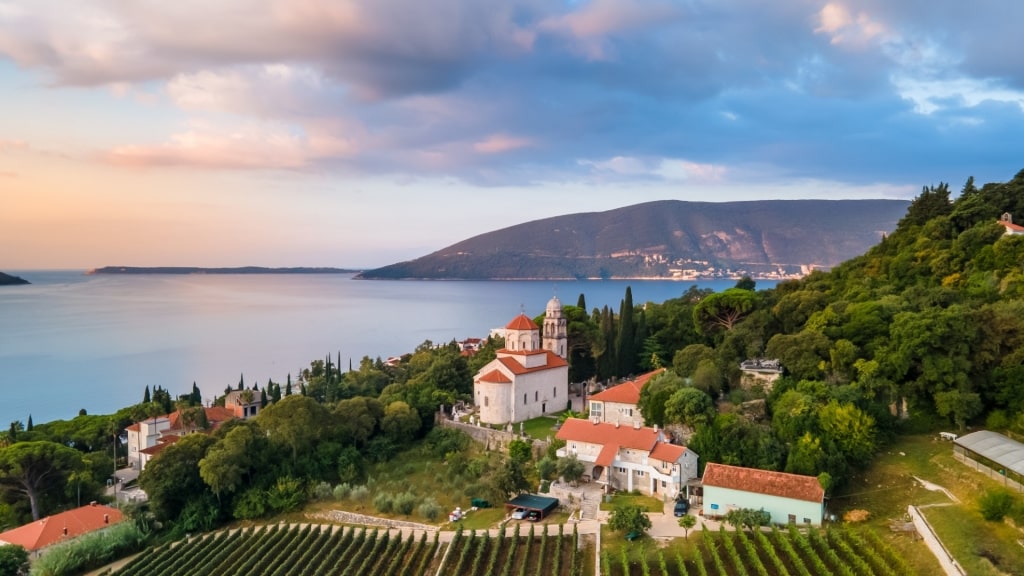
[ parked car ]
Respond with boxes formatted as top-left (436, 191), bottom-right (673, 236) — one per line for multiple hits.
top-left (673, 499), bottom-right (689, 517)
top-left (527, 510), bottom-right (541, 522)
top-left (511, 508), bottom-right (527, 520)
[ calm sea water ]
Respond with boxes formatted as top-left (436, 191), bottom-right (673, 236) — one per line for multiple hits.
top-left (0, 271), bottom-right (776, 425)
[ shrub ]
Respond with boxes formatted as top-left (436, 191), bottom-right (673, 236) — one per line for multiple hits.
top-left (395, 491), bottom-right (417, 516)
top-left (267, 476), bottom-right (307, 513)
top-left (333, 483), bottom-right (352, 500)
top-left (423, 427), bottom-right (471, 457)
top-left (313, 481), bottom-right (333, 500)
top-left (980, 488), bottom-right (1015, 521)
top-left (986, 410), bottom-right (1011, 430)
top-left (350, 485), bottom-right (370, 502)
top-left (30, 521), bottom-right (149, 576)
top-left (374, 492), bottom-right (395, 514)
top-left (233, 488), bottom-right (268, 519)
top-left (419, 497), bottom-right (442, 521)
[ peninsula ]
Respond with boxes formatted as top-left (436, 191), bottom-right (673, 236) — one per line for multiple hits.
top-left (87, 266), bottom-right (358, 275)
top-left (0, 271), bottom-right (30, 285)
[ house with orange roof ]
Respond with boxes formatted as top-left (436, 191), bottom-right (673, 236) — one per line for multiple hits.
top-left (223, 389), bottom-right (263, 419)
top-left (701, 462), bottom-right (825, 525)
top-left (587, 368), bottom-right (665, 424)
top-left (127, 406), bottom-right (237, 471)
top-left (555, 417), bottom-right (698, 499)
top-left (474, 298), bottom-right (569, 424)
top-left (0, 502), bottom-right (123, 558)
top-left (998, 213), bottom-right (1024, 236)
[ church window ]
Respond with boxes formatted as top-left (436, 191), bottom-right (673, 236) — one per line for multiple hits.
top-left (535, 391), bottom-right (538, 401)
top-left (523, 393), bottom-right (527, 405)
top-left (484, 397), bottom-right (489, 407)
top-left (553, 387), bottom-right (557, 398)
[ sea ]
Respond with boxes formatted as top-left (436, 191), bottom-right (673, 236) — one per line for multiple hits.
top-left (0, 271), bottom-right (777, 425)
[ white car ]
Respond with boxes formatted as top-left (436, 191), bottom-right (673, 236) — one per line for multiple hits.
top-left (511, 508), bottom-right (527, 520)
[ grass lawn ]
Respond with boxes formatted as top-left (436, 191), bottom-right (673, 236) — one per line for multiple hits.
top-left (833, 433), bottom-right (1024, 574)
top-left (520, 412), bottom-right (565, 441)
top-left (600, 492), bottom-right (665, 513)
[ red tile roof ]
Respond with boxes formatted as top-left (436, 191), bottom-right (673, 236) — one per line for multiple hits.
top-left (998, 220), bottom-right (1024, 233)
top-left (478, 369), bottom-right (512, 384)
top-left (649, 442), bottom-right (687, 463)
top-left (589, 368), bottom-right (666, 404)
top-left (0, 504), bottom-right (123, 551)
top-left (595, 443), bottom-right (620, 467)
top-left (702, 462), bottom-right (824, 503)
top-left (166, 406), bottom-right (236, 432)
top-left (125, 423), bottom-right (141, 432)
top-left (496, 353), bottom-right (568, 375)
top-left (555, 418), bottom-right (659, 451)
top-left (505, 313), bottom-right (539, 330)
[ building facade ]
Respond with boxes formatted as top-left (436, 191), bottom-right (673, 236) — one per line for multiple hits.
top-left (587, 368), bottom-right (665, 424)
top-left (474, 302), bottom-right (569, 424)
top-left (555, 417), bottom-right (698, 499)
top-left (701, 462), bottom-right (825, 525)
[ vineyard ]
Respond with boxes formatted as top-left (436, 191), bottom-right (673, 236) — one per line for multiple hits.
top-left (108, 522), bottom-right (584, 576)
top-left (602, 524), bottom-right (916, 576)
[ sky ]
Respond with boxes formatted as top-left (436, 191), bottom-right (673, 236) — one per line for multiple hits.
top-left (2, 0), bottom-right (1023, 270)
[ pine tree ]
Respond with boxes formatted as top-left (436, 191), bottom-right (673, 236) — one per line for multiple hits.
top-left (143, 385), bottom-right (151, 404)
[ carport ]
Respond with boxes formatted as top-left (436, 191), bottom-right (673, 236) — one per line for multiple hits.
top-left (505, 494), bottom-right (559, 520)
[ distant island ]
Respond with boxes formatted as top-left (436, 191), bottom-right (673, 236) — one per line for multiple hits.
top-left (0, 271), bottom-right (30, 285)
top-left (87, 266), bottom-right (359, 275)
top-left (358, 199), bottom-right (910, 280)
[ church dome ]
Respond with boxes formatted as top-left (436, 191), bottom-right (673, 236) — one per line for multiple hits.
top-left (545, 296), bottom-right (562, 316)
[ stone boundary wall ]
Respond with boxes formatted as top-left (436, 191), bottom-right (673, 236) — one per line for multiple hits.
top-left (438, 417), bottom-right (550, 455)
top-left (907, 505), bottom-right (966, 576)
top-left (308, 510), bottom-right (437, 531)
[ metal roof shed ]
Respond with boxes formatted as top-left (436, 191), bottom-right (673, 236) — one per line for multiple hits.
top-left (954, 430), bottom-right (1024, 487)
top-left (506, 494), bottom-right (560, 519)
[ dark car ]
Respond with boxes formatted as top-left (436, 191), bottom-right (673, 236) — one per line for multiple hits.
top-left (527, 510), bottom-right (541, 522)
top-left (673, 499), bottom-right (689, 517)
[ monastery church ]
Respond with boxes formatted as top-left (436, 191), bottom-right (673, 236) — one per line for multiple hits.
top-left (474, 297), bottom-right (569, 424)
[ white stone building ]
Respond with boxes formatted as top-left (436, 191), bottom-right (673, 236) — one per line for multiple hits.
top-left (474, 299), bottom-right (569, 424)
top-left (555, 417), bottom-right (698, 499)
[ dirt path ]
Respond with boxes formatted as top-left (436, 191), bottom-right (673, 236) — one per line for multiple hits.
top-left (913, 476), bottom-right (960, 503)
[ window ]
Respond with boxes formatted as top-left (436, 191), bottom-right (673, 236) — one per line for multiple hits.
top-left (803, 518), bottom-right (812, 524)
top-left (620, 408), bottom-right (633, 417)
top-left (523, 394), bottom-right (527, 405)
top-left (661, 481), bottom-right (667, 488)
top-left (535, 391), bottom-right (538, 401)
top-left (590, 402), bottom-right (602, 416)
top-left (636, 470), bottom-right (645, 477)
top-left (788, 514), bottom-right (796, 524)
top-left (616, 467), bottom-right (627, 474)
top-left (484, 397), bottom-right (489, 407)
top-left (553, 387), bottom-right (557, 398)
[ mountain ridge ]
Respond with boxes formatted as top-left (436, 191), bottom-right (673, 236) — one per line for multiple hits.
top-left (0, 271), bottom-right (30, 285)
top-left (358, 199), bottom-right (910, 280)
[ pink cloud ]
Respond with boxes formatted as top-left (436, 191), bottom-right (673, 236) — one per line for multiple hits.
top-left (473, 134), bottom-right (533, 154)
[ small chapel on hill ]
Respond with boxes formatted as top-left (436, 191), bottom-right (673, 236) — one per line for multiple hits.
top-left (474, 297), bottom-right (570, 424)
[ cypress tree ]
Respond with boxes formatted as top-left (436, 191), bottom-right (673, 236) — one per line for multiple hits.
top-left (597, 305), bottom-right (616, 382)
top-left (616, 287), bottom-right (637, 376)
top-left (300, 382), bottom-right (307, 396)
top-left (143, 385), bottom-right (151, 404)
top-left (26, 415), bottom-right (33, 432)
top-left (237, 373), bottom-right (244, 391)
top-left (577, 293), bottom-right (586, 311)
top-left (191, 382), bottom-right (201, 405)
top-left (286, 373), bottom-right (292, 396)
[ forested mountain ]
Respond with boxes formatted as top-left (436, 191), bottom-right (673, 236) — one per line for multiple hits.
top-left (358, 199), bottom-right (909, 280)
top-left (0, 271), bottom-right (29, 285)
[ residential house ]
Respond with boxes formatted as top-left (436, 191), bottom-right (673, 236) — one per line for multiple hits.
top-left (474, 299), bottom-right (569, 424)
top-left (0, 502), bottom-right (123, 558)
top-left (128, 406), bottom-right (236, 471)
top-left (701, 462), bottom-right (825, 526)
top-left (998, 213), bottom-right (1024, 236)
top-left (224, 389), bottom-right (263, 419)
top-left (555, 417), bottom-right (698, 499)
top-left (587, 368), bottom-right (666, 424)
top-left (738, 358), bottom-right (784, 391)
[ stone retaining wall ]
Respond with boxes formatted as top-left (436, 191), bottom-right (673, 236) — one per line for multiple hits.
top-left (308, 509), bottom-right (437, 531)
top-left (908, 505), bottom-right (966, 576)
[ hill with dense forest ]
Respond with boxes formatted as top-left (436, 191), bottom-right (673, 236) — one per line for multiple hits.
top-left (0, 271), bottom-right (29, 285)
top-left (358, 199), bottom-right (909, 280)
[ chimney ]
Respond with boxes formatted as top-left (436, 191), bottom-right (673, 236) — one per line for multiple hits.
top-left (615, 421), bottom-right (620, 428)
top-left (90, 501), bottom-right (97, 507)
top-left (63, 527), bottom-right (68, 536)
top-left (633, 420), bottom-right (641, 429)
